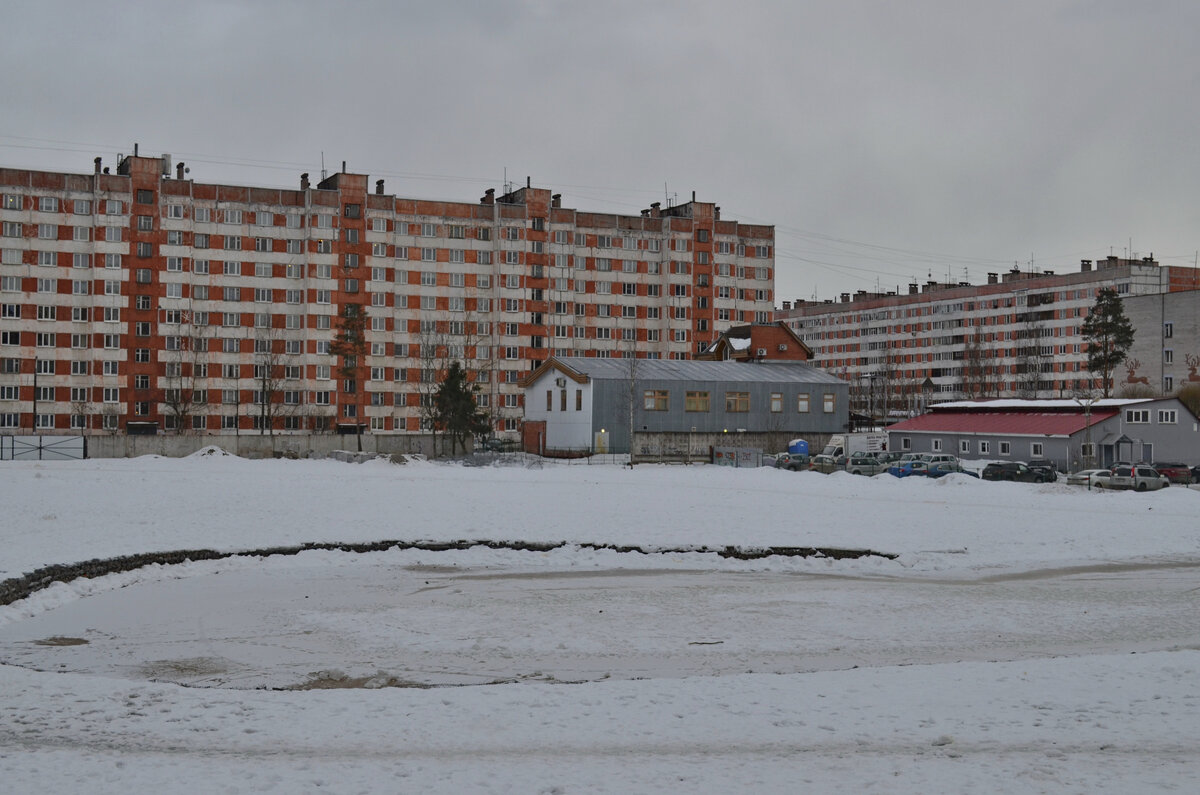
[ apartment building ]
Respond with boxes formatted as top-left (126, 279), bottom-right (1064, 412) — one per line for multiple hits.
top-left (775, 256), bottom-right (1200, 417)
top-left (0, 149), bottom-right (775, 435)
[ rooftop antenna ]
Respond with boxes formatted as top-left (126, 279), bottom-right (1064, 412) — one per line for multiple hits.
top-left (320, 151), bottom-right (326, 182)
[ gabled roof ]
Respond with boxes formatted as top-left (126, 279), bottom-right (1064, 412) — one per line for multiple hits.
top-left (697, 322), bottom-right (813, 361)
top-left (888, 409), bottom-right (1121, 437)
top-left (520, 356), bottom-right (842, 387)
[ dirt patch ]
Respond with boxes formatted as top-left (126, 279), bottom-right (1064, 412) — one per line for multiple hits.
top-left (32, 636), bottom-right (89, 646)
top-left (289, 670), bottom-right (434, 690)
top-left (139, 657), bottom-right (229, 679)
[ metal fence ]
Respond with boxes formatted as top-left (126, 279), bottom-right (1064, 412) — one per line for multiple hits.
top-left (0, 435), bottom-right (86, 461)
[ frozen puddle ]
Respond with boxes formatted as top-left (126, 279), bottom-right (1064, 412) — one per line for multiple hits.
top-left (1, 556), bottom-right (1196, 689)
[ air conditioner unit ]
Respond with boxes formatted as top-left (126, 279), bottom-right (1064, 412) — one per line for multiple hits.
top-left (555, 377), bottom-right (566, 387)
top-left (756, 348), bottom-right (767, 357)
top-left (777, 344), bottom-right (788, 351)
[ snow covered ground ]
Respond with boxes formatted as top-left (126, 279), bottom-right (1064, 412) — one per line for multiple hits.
top-left (2, 452), bottom-right (1200, 792)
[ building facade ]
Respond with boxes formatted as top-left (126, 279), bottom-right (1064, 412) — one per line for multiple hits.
top-left (0, 150), bottom-right (775, 435)
top-left (521, 357), bottom-right (847, 455)
top-left (775, 257), bottom-right (1200, 417)
top-left (886, 398), bottom-right (1200, 471)
top-left (1123, 288), bottom-right (1200, 397)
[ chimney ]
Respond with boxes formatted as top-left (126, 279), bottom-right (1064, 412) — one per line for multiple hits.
top-left (781, 300), bottom-right (792, 310)
top-left (714, 206), bottom-right (721, 220)
top-left (1080, 259), bottom-right (1092, 272)
top-left (375, 179), bottom-right (385, 195)
top-left (908, 283), bottom-right (918, 295)
top-left (526, 176), bottom-right (531, 189)
top-left (987, 272), bottom-right (998, 284)
top-left (94, 157), bottom-right (102, 174)
top-left (341, 160), bottom-right (346, 173)
top-left (691, 190), bottom-right (696, 202)
top-left (133, 143), bottom-right (139, 157)
top-left (650, 202), bottom-right (661, 218)
top-left (552, 193), bottom-right (561, 208)
top-left (176, 162), bottom-right (186, 180)
top-left (300, 173), bottom-right (310, 190)
top-left (481, 188), bottom-right (495, 205)
top-left (840, 292), bottom-right (851, 303)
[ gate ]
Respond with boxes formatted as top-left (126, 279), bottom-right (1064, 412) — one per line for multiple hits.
top-left (0, 435), bottom-right (86, 461)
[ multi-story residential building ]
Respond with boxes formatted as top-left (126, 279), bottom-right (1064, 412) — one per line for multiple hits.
top-left (0, 149), bottom-right (775, 435)
top-left (1124, 288), bottom-right (1200, 396)
top-left (775, 256), bottom-right (1200, 418)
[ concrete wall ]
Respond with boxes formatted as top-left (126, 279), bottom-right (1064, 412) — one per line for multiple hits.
top-left (84, 432), bottom-right (455, 459)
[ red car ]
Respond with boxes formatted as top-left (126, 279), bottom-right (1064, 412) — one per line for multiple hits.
top-left (1153, 463), bottom-right (1193, 485)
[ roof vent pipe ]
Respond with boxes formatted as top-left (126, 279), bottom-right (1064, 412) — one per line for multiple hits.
top-left (375, 179), bottom-right (385, 195)
top-left (300, 173), bottom-right (310, 190)
top-left (94, 157), bottom-right (101, 174)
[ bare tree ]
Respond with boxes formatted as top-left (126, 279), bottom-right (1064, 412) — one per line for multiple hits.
top-left (251, 328), bottom-right (300, 437)
top-left (162, 321), bottom-right (211, 434)
top-left (959, 329), bottom-right (988, 400)
top-left (330, 303), bottom-right (369, 451)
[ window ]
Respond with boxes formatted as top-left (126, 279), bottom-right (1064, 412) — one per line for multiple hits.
top-left (822, 393), bottom-right (835, 413)
top-left (932, 439), bottom-right (943, 453)
top-left (1158, 409), bottom-right (1177, 424)
top-left (223, 287), bottom-right (241, 301)
top-left (769, 392), bottom-right (783, 413)
top-left (643, 390), bottom-right (669, 411)
top-left (979, 441), bottom-right (990, 455)
top-left (959, 439), bottom-right (971, 455)
top-left (999, 441), bottom-right (1011, 456)
top-left (1164, 322), bottom-right (1173, 339)
top-left (725, 391), bottom-right (749, 412)
top-left (1125, 409), bottom-right (1150, 424)
top-left (685, 391), bottom-right (710, 412)
top-left (38, 223), bottom-right (58, 239)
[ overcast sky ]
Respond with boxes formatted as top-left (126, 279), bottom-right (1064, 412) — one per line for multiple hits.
top-left (3, 1), bottom-right (1198, 305)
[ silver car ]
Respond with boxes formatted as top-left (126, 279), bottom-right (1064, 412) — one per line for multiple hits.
top-left (1105, 464), bottom-right (1169, 492)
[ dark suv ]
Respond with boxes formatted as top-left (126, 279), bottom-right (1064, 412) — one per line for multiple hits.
top-left (981, 461), bottom-right (1054, 483)
top-left (1026, 459), bottom-right (1059, 482)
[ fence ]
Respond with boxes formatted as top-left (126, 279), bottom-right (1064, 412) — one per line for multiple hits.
top-left (0, 435), bottom-right (86, 461)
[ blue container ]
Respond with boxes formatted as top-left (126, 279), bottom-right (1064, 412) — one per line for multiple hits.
top-left (787, 439), bottom-right (809, 455)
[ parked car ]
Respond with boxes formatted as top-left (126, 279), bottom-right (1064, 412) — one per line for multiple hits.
top-left (1152, 462), bottom-right (1193, 485)
top-left (888, 459), bottom-right (931, 478)
top-left (480, 437), bottom-right (518, 452)
top-left (1105, 464), bottom-right (1169, 491)
top-left (845, 452), bottom-right (890, 476)
top-left (1027, 459), bottom-right (1060, 482)
top-left (773, 452), bottom-right (812, 472)
top-left (981, 461), bottom-right (1053, 483)
top-left (1065, 469), bottom-right (1112, 488)
top-left (926, 461), bottom-right (979, 478)
top-left (809, 454), bottom-right (844, 474)
top-left (925, 454), bottom-right (960, 468)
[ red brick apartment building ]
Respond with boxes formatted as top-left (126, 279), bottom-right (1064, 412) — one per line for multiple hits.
top-left (775, 257), bottom-right (1200, 419)
top-left (0, 149), bottom-right (775, 435)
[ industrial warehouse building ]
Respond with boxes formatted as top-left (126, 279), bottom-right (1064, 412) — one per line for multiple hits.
top-left (520, 356), bottom-right (847, 458)
top-left (0, 148), bottom-right (776, 437)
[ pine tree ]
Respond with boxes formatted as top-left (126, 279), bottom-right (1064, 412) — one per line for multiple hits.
top-left (433, 361), bottom-right (490, 455)
top-left (330, 303), bottom-right (369, 451)
top-left (1081, 287), bottom-right (1135, 398)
